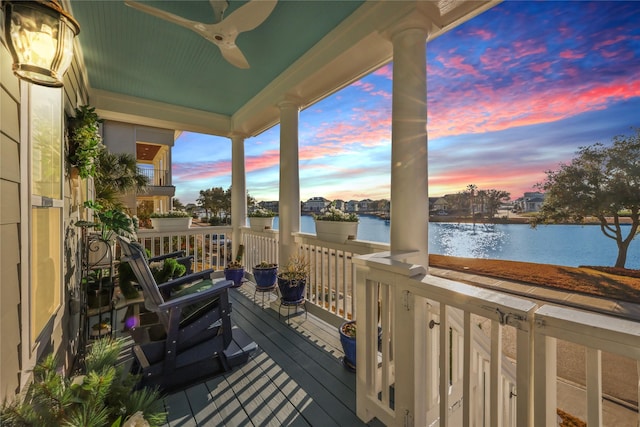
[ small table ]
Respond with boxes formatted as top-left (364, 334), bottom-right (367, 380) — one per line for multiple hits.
top-left (278, 297), bottom-right (307, 324)
top-left (253, 283), bottom-right (278, 307)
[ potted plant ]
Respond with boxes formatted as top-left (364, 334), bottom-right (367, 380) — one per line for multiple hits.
top-left (67, 105), bottom-right (104, 179)
top-left (248, 208), bottom-right (276, 231)
top-left (339, 320), bottom-right (357, 371)
top-left (313, 204), bottom-right (359, 243)
top-left (150, 210), bottom-right (192, 231)
top-left (0, 337), bottom-right (166, 426)
top-left (224, 260), bottom-right (245, 288)
top-left (252, 261), bottom-right (278, 289)
top-left (338, 320), bottom-right (383, 372)
top-left (277, 254), bottom-right (310, 304)
top-left (76, 201), bottom-right (136, 266)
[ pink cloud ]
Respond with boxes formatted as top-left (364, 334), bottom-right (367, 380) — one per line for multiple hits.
top-left (435, 54), bottom-right (483, 78)
top-left (559, 50), bottom-right (585, 59)
top-left (594, 35), bottom-right (628, 49)
top-left (427, 77), bottom-right (640, 139)
top-left (468, 28), bottom-right (494, 41)
top-left (373, 65), bottom-right (392, 80)
top-left (529, 61), bottom-right (552, 73)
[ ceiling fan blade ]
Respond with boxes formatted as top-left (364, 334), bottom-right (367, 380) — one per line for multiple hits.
top-left (209, 0), bottom-right (228, 23)
top-left (223, 0), bottom-right (277, 33)
top-left (125, 1), bottom-right (199, 31)
top-left (219, 43), bottom-right (250, 69)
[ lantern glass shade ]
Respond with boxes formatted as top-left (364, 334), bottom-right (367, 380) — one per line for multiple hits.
top-left (3, 1), bottom-right (80, 87)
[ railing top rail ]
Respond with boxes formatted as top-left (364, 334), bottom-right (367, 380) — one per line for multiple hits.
top-left (137, 226), bottom-right (232, 237)
top-left (356, 251), bottom-right (538, 330)
top-left (535, 304), bottom-right (640, 358)
top-left (294, 232), bottom-right (389, 253)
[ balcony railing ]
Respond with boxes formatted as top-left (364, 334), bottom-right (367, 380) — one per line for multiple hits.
top-left (134, 226), bottom-right (640, 426)
top-left (138, 168), bottom-right (170, 187)
top-left (137, 226), bottom-right (233, 271)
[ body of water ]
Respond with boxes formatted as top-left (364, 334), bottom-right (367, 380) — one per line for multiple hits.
top-left (268, 215), bottom-right (639, 269)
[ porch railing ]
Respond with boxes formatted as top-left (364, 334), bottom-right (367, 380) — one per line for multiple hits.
top-left (135, 227), bottom-right (640, 426)
top-left (137, 226), bottom-right (233, 271)
top-left (353, 251), bottom-right (640, 427)
top-left (294, 233), bottom-right (388, 322)
top-left (137, 168), bottom-right (170, 186)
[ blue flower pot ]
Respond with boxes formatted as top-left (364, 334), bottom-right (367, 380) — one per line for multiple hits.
top-left (339, 321), bottom-right (357, 371)
top-left (253, 266), bottom-right (278, 289)
top-left (224, 267), bottom-right (245, 287)
top-left (277, 276), bottom-right (306, 304)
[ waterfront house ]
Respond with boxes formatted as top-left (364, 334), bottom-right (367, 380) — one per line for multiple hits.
top-left (302, 196), bottom-right (331, 213)
top-left (103, 120), bottom-right (177, 215)
top-left (2, 1), bottom-right (638, 426)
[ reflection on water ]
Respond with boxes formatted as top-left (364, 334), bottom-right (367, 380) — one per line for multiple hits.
top-left (282, 215), bottom-right (639, 268)
top-left (432, 223), bottom-right (507, 259)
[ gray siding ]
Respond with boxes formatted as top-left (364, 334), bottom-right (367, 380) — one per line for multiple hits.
top-left (1, 42), bottom-right (23, 399)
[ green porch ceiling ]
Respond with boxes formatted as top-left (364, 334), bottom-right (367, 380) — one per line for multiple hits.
top-left (69, 1), bottom-right (364, 116)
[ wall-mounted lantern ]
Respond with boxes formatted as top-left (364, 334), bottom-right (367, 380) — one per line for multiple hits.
top-left (2, 0), bottom-right (80, 87)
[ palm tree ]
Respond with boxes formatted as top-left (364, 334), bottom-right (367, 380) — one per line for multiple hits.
top-left (94, 151), bottom-right (148, 210)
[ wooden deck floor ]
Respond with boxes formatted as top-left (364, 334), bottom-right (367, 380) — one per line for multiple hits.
top-left (160, 282), bottom-right (378, 427)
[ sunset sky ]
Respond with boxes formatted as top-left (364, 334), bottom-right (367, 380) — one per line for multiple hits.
top-left (172, 1), bottom-right (640, 204)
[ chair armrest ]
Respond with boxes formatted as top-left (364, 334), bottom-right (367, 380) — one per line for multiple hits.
top-left (158, 279), bottom-right (233, 310)
top-left (148, 250), bottom-right (186, 262)
top-left (157, 269), bottom-right (215, 292)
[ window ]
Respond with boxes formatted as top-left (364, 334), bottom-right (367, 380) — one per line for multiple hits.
top-left (28, 84), bottom-right (63, 346)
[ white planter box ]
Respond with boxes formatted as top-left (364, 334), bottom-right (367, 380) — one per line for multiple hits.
top-left (150, 217), bottom-right (192, 232)
top-left (249, 216), bottom-right (274, 231)
top-left (315, 220), bottom-right (358, 243)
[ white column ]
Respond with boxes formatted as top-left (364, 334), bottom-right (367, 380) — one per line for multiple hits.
top-left (278, 98), bottom-right (301, 266)
top-left (231, 133), bottom-right (247, 259)
top-left (390, 26), bottom-right (428, 266)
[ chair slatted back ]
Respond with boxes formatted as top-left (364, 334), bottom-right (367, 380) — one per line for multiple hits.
top-left (118, 236), bottom-right (170, 327)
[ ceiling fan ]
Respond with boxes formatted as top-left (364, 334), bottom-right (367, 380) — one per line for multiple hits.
top-left (125, 0), bottom-right (277, 69)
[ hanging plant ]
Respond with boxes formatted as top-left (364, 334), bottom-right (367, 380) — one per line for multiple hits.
top-left (68, 105), bottom-right (104, 178)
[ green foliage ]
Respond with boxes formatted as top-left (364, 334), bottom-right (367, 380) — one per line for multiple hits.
top-left (119, 257), bottom-right (187, 296)
top-left (255, 261), bottom-right (277, 269)
top-left (532, 129), bottom-right (640, 268)
top-left (94, 151), bottom-right (149, 210)
top-left (0, 338), bottom-right (165, 426)
top-left (78, 201), bottom-right (136, 241)
top-left (68, 105), bottom-right (104, 179)
top-left (277, 254), bottom-right (310, 282)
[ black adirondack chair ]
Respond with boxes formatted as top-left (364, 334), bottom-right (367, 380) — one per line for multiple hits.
top-left (117, 236), bottom-right (256, 391)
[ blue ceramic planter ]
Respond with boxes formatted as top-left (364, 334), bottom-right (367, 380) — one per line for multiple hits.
top-left (339, 321), bottom-right (357, 370)
top-left (224, 267), bottom-right (245, 287)
top-left (277, 277), bottom-right (306, 304)
top-left (253, 266), bottom-right (278, 289)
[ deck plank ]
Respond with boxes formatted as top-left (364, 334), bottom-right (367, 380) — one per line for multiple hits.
top-left (160, 283), bottom-right (371, 426)
top-left (240, 351), bottom-right (312, 427)
top-left (206, 373), bottom-right (253, 426)
top-left (183, 382), bottom-right (226, 426)
top-left (164, 391), bottom-right (197, 427)
top-left (229, 288), bottom-right (364, 426)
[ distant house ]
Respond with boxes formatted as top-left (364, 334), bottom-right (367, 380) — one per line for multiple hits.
top-left (432, 197), bottom-right (449, 213)
top-left (345, 200), bottom-right (359, 213)
top-left (334, 199), bottom-right (346, 210)
top-left (258, 201), bottom-right (279, 213)
top-left (515, 192), bottom-right (545, 212)
top-left (358, 199), bottom-right (373, 212)
top-left (303, 197), bottom-right (330, 213)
